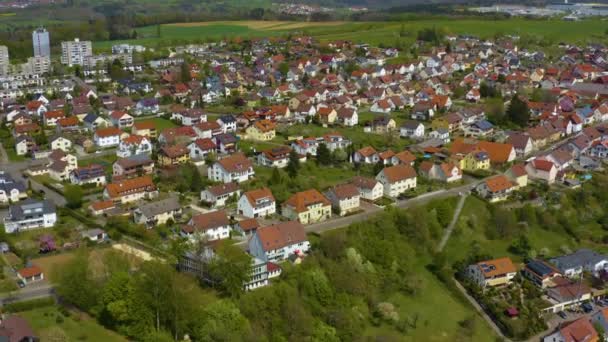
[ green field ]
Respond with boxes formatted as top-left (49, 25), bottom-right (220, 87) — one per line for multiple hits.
top-left (135, 117), bottom-right (177, 131)
top-left (21, 306), bottom-right (128, 342)
top-left (93, 18), bottom-right (608, 50)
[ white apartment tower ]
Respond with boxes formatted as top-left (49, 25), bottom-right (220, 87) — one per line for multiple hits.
top-left (32, 27), bottom-right (50, 58)
top-left (0, 46), bottom-right (8, 76)
top-left (61, 38), bottom-right (92, 67)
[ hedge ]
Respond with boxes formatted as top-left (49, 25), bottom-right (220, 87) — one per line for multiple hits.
top-left (4, 297), bottom-right (55, 312)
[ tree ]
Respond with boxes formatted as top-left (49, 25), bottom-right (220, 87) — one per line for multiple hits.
top-left (180, 62), bottom-right (191, 83)
top-left (332, 148), bottom-right (348, 163)
top-left (316, 143), bottom-right (331, 166)
top-left (207, 242), bottom-right (252, 298)
top-left (64, 185), bottom-right (84, 209)
top-left (286, 149), bottom-right (300, 178)
top-left (194, 300), bottom-right (250, 342)
top-left (54, 250), bottom-right (99, 311)
top-left (506, 95), bottom-right (530, 127)
top-left (278, 62), bottom-right (289, 76)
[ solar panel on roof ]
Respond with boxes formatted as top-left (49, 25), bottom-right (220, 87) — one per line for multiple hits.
top-left (527, 260), bottom-right (553, 276)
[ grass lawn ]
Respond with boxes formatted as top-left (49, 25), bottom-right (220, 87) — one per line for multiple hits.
top-left (20, 306), bottom-right (128, 342)
top-left (365, 263), bottom-right (494, 341)
top-left (440, 196), bottom-right (589, 264)
top-left (5, 149), bottom-right (27, 162)
top-left (135, 117), bottom-right (177, 131)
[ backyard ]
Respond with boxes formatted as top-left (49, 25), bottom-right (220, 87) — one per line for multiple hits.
top-left (20, 306), bottom-right (128, 342)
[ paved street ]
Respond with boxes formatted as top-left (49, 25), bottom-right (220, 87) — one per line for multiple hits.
top-left (0, 282), bottom-right (54, 306)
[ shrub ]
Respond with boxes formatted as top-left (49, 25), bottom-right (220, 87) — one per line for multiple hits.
top-left (4, 297), bottom-right (55, 312)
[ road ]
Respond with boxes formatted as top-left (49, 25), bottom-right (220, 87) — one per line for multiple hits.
top-left (437, 193), bottom-right (467, 252)
top-left (0, 283), bottom-right (54, 306)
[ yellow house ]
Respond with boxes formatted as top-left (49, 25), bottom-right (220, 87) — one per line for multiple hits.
top-left (246, 120), bottom-right (276, 141)
top-left (282, 189), bottom-right (332, 225)
top-left (158, 144), bottom-right (190, 167)
top-left (506, 164), bottom-right (528, 189)
top-left (460, 150), bottom-right (491, 171)
top-left (317, 107), bottom-right (337, 125)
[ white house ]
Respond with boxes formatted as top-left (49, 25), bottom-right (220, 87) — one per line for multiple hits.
top-left (237, 188), bottom-right (276, 218)
top-left (376, 165), bottom-right (417, 198)
top-left (116, 135), bottom-right (152, 158)
top-left (208, 153), bottom-right (254, 183)
top-left (400, 120), bottom-right (425, 139)
top-left (0, 172), bottom-right (26, 204)
top-left (50, 136), bottom-right (72, 152)
top-left (200, 183), bottom-right (240, 208)
top-left (180, 210), bottom-right (231, 242)
top-left (350, 176), bottom-right (384, 201)
top-left (94, 127), bottom-right (124, 148)
top-left (550, 249), bottom-right (608, 278)
top-left (324, 183), bottom-right (361, 216)
top-left (4, 199), bottom-right (57, 234)
top-left (248, 221), bottom-right (310, 262)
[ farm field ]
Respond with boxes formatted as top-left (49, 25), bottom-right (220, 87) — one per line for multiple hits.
top-left (94, 18), bottom-right (608, 50)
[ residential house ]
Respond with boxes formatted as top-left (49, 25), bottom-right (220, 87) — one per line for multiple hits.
top-left (350, 176), bottom-right (384, 202)
top-left (17, 265), bottom-right (44, 285)
top-left (4, 199), bottom-right (56, 233)
top-left (257, 146), bottom-right (294, 168)
top-left (0, 172), bottom-right (26, 203)
top-left (391, 150), bottom-right (416, 166)
top-left (112, 154), bottom-right (155, 180)
top-left (466, 257), bottom-right (517, 287)
top-left (180, 210), bottom-right (231, 242)
top-left (188, 138), bottom-right (216, 160)
top-left (506, 163), bottom-right (528, 189)
top-left (15, 135), bottom-right (36, 156)
top-left (246, 120), bottom-right (276, 141)
top-left (214, 133), bottom-right (238, 154)
top-left (419, 162), bottom-right (462, 183)
top-left (116, 135), bottom-right (152, 158)
top-left (208, 153), bottom-right (254, 183)
top-left (103, 175), bottom-right (158, 204)
top-left (400, 120), bottom-right (425, 139)
top-left (238, 188), bottom-right (276, 218)
top-left (324, 183), bottom-right (361, 216)
top-left (109, 111), bottom-right (134, 129)
top-left (50, 136), bottom-right (72, 152)
top-left (82, 113), bottom-right (108, 131)
top-left (69, 164), bottom-right (106, 186)
top-left (366, 116), bottom-right (396, 134)
top-left (234, 218), bottom-right (260, 237)
top-left (158, 144), bottom-right (190, 167)
top-left (543, 318), bottom-right (597, 342)
top-left (217, 115), bottom-right (237, 133)
top-left (81, 228), bottom-right (108, 242)
top-left (522, 260), bottom-right (562, 288)
top-left (282, 189), bottom-right (332, 225)
top-left (134, 196), bottom-right (182, 227)
top-left (337, 107), bottom-right (358, 126)
top-left (376, 164), bottom-right (417, 198)
top-left (525, 159), bottom-right (557, 184)
top-left (248, 221), bottom-right (310, 262)
top-left (43, 110), bottom-right (65, 127)
top-left (133, 121), bottom-right (157, 138)
top-left (94, 127), bottom-right (125, 148)
top-left (353, 146), bottom-right (379, 164)
top-left (476, 175), bottom-right (516, 202)
top-left (200, 183), bottom-right (241, 208)
top-left (47, 149), bottom-right (78, 182)
top-left (550, 249), bottom-right (608, 278)
top-left (507, 132), bottom-right (534, 157)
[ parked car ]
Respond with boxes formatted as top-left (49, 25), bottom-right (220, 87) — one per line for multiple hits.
top-left (582, 303), bottom-right (593, 313)
top-left (557, 311), bottom-right (567, 319)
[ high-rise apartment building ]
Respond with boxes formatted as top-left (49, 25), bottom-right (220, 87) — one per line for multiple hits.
top-left (32, 27), bottom-right (50, 58)
top-left (0, 46), bottom-right (9, 76)
top-left (60, 38), bottom-right (92, 67)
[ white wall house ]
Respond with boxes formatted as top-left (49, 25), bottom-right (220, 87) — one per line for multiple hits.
top-left (376, 165), bottom-right (417, 198)
top-left (248, 221), bottom-right (310, 262)
top-left (4, 199), bottom-right (57, 234)
top-left (208, 153), bottom-right (254, 184)
top-left (237, 188), bottom-right (276, 218)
